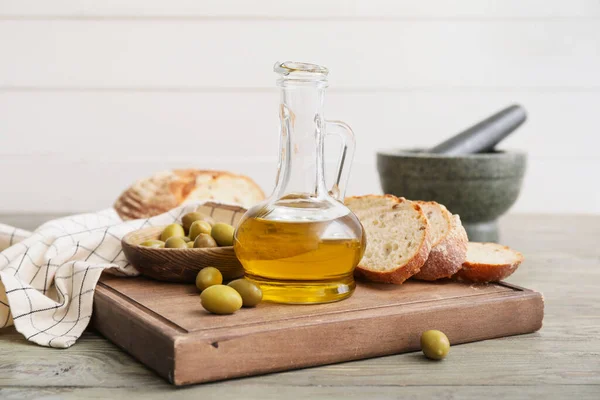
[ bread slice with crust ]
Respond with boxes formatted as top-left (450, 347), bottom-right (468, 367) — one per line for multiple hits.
top-left (345, 195), bottom-right (432, 284)
top-left (412, 201), bottom-right (468, 281)
top-left (344, 194), bottom-right (401, 214)
top-left (454, 242), bottom-right (524, 283)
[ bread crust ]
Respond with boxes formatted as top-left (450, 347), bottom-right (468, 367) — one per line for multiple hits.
top-left (413, 203), bottom-right (468, 281)
top-left (454, 242), bottom-right (524, 283)
top-left (114, 169), bottom-right (265, 220)
top-left (344, 194), bottom-right (403, 211)
top-left (348, 196), bottom-right (432, 284)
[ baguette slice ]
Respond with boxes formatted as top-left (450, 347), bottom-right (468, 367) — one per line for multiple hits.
top-left (345, 195), bottom-right (432, 284)
top-left (454, 242), bottom-right (524, 283)
top-left (412, 201), bottom-right (468, 281)
top-left (345, 194), bottom-right (400, 214)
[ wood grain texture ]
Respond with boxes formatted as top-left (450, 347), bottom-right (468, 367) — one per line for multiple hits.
top-left (0, 2), bottom-right (598, 216)
top-left (91, 275), bottom-right (543, 385)
top-left (122, 227), bottom-right (243, 282)
top-left (0, 214), bottom-right (599, 398)
top-left (2, 385), bottom-right (600, 400)
top-left (1, 20), bottom-right (599, 89)
top-left (120, 201), bottom-right (246, 282)
top-left (1, 91), bottom-right (598, 214)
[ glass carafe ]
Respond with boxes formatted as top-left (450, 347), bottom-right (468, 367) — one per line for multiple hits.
top-left (234, 61), bottom-right (366, 304)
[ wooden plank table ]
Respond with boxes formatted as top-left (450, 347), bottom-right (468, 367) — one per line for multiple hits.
top-left (1, 214), bottom-right (599, 399)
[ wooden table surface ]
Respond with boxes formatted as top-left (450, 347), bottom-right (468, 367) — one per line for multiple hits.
top-left (1, 214), bottom-right (599, 399)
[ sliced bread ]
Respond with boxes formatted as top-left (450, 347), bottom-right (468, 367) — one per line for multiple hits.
top-left (454, 242), bottom-right (524, 283)
top-left (345, 195), bottom-right (432, 284)
top-left (345, 194), bottom-right (401, 214)
top-left (412, 201), bottom-right (468, 281)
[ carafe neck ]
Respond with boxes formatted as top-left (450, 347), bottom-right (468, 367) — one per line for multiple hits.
top-left (273, 77), bottom-right (328, 199)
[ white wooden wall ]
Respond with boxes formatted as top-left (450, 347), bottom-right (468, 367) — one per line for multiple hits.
top-left (1, 1), bottom-right (599, 214)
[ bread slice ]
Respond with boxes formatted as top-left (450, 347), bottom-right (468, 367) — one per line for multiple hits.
top-left (114, 169), bottom-right (265, 220)
top-left (344, 194), bottom-right (400, 214)
top-left (412, 201), bottom-right (468, 281)
top-left (454, 242), bottom-right (524, 283)
top-left (345, 195), bottom-right (432, 284)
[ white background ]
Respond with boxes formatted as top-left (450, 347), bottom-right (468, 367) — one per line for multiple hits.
top-left (0, 0), bottom-right (598, 214)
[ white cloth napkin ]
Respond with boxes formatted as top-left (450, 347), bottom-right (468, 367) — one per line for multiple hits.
top-left (0, 203), bottom-right (204, 348)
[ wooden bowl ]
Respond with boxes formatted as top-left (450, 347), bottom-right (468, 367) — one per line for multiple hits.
top-left (121, 203), bottom-right (248, 283)
top-left (122, 226), bottom-right (244, 283)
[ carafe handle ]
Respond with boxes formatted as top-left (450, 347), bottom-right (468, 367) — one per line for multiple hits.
top-left (325, 120), bottom-right (356, 201)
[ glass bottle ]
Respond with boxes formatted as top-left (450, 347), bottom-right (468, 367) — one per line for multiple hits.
top-left (234, 62), bottom-right (366, 304)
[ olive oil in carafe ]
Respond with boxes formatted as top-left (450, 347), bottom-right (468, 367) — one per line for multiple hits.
top-left (234, 203), bottom-right (365, 304)
top-left (233, 62), bottom-right (365, 304)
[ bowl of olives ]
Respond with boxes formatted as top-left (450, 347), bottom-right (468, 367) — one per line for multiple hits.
top-left (121, 203), bottom-right (247, 283)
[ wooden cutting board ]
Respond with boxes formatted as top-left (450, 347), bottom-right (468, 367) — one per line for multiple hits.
top-left (92, 275), bottom-right (543, 386)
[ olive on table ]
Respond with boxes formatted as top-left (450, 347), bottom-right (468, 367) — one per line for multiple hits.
top-left (160, 223), bottom-right (185, 241)
top-left (195, 267), bottom-right (223, 291)
top-left (200, 285), bottom-right (243, 315)
top-left (164, 236), bottom-right (188, 249)
top-left (186, 241), bottom-right (195, 248)
top-left (182, 212), bottom-right (216, 231)
top-left (139, 240), bottom-right (165, 248)
top-left (227, 279), bottom-right (262, 307)
top-left (189, 220), bottom-right (212, 240)
top-left (420, 330), bottom-right (450, 360)
top-left (211, 223), bottom-right (235, 246)
top-left (193, 233), bottom-right (218, 248)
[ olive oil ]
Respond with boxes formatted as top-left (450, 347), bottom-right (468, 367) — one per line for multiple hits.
top-left (234, 200), bottom-right (365, 304)
top-left (233, 62), bottom-right (365, 304)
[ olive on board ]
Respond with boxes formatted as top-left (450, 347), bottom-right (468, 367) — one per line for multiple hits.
top-left (189, 220), bottom-right (212, 241)
top-left (200, 285), bottom-right (243, 315)
top-left (228, 279), bottom-right (262, 307)
top-left (139, 240), bottom-right (165, 248)
top-left (186, 241), bottom-right (195, 248)
top-left (211, 223), bottom-right (235, 246)
top-left (420, 330), bottom-right (450, 360)
top-left (195, 267), bottom-right (223, 291)
top-left (193, 233), bottom-right (218, 248)
top-left (160, 223), bottom-right (185, 242)
top-left (182, 212), bottom-right (216, 231)
top-left (164, 236), bottom-right (188, 249)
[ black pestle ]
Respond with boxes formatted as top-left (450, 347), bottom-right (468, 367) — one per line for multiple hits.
top-left (427, 104), bottom-right (527, 155)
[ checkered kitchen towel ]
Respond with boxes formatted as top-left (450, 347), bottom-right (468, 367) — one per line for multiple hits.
top-left (0, 202), bottom-right (206, 348)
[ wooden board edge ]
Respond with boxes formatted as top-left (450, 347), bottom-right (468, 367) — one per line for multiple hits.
top-left (496, 280), bottom-right (538, 293)
top-left (92, 283), bottom-right (178, 384)
top-left (171, 289), bottom-right (544, 385)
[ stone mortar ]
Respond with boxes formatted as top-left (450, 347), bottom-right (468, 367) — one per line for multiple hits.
top-left (376, 149), bottom-right (527, 242)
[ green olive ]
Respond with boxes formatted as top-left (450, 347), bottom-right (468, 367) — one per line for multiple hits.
top-left (181, 236), bottom-right (192, 243)
top-left (160, 223), bottom-right (185, 241)
top-left (182, 212), bottom-right (216, 231)
top-left (195, 267), bottom-right (223, 291)
top-left (189, 220), bottom-right (212, 240)
top-left (139, 240), bottom-right (165, 248)
top-left (200, 285), bottom-right (242, 315)
top-left (420, 330), bottom-right (450, 360)
top-left (227, 279), bottom-right (262, 307)
top-left (187, 241), bottom-right (195, 248)
top-left (164, 236), bottom-right (188, 249)
top-left (211, 223), bottom-right (235, 246)
top-left (193, 233), bottom-right (218, 248)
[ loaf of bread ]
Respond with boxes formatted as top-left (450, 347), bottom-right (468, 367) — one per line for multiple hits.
top-left (345, 195), bottom-right (432, 284)
top-left (114, 169), bottom-right (265, 220)
top-left (453, 242), bottom-right (524, 283)
top-left (412, 201), bottom-right (468, 281)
